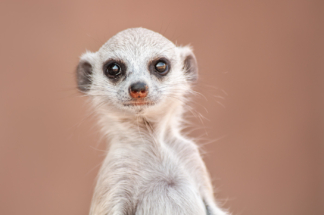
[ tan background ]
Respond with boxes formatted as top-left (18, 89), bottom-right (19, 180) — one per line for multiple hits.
top-left (0, 1), bottom-right (323, 215)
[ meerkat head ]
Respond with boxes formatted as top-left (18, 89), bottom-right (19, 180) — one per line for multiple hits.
top-left (76, 28), bottom-right (197, 116)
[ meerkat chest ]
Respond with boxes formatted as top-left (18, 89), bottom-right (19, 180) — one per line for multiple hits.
top-left (107, 138), bottom-right (203, 190)
top-left (104, 140), bottom-right (207, 214)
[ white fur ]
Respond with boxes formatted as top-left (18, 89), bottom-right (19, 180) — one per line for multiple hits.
top-left (78, 28), bottom-right (228, 215)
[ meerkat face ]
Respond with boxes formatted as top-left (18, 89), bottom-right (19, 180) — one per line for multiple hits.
top-left (76, 28), bottom-right (198, 115)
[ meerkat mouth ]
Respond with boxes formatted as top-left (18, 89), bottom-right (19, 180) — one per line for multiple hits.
top-left (123, 101), bottom-right (155, 107)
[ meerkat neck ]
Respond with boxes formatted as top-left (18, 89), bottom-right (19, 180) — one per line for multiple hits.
top-left (96, 101), bottom-right (184, 145)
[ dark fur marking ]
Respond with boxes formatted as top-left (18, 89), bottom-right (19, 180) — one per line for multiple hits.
top-left (76, 61), bottom-right (92, 92)
top-left (183, 54), bottom-right (198, 82)
top-left (148, 57), bottom-right (171, 80)
top-left (103, 59), bottom-right (128, 84)
top-left (167, 178), bottom-right (176, 187)
top-left (204, 199), bottom-right (212, 215)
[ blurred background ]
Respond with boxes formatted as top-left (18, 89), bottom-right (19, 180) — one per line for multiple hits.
top-left (0, 0), bottom-right (323, 215)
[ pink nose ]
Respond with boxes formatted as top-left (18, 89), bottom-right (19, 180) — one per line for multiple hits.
top-left (129, 82), bottom-right (148, 99)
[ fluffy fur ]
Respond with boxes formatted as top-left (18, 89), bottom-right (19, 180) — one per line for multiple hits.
top-left (77, 28), bottom-right (228, 215)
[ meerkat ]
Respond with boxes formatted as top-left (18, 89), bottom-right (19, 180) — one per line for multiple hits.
top-left (76, 27), bottom-right (228, 215)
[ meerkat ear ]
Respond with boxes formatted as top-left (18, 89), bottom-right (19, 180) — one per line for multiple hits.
top-left (76, 51), bottom-right (97, 92)
top-left (178, 46), bottom-right (198, 82)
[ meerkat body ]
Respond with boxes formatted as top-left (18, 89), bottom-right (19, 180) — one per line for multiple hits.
top-left (77, 28), bottom-right (228, 215)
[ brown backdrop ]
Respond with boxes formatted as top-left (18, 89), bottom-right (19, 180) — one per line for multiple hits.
top-left (0, 1), bottom-right (323, 215)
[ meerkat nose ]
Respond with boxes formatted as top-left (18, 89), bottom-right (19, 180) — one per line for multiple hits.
top-left (129, 82), bottom-right (148, 99)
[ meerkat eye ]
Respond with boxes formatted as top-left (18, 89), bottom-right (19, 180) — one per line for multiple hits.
top-left (105, 63), bottom-right (121, 78)
top-left (149, 58), bottom-right (171, 78)
top-left (155, 61), bottom-right (168, 75)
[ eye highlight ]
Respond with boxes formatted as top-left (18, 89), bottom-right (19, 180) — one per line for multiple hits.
top-left (155, 61), bottom-right (167, 73)
top-left (106, 63), bottom-right (121, 77)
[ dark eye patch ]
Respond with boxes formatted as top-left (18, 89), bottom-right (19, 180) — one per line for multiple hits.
top-left (148, 57), bottom-right (171, 79)
top-left (103, 59), bottom-right (127, 83)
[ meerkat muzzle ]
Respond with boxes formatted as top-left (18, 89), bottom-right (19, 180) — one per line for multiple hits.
top-left (129, 81), bottom-right (148, 99)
